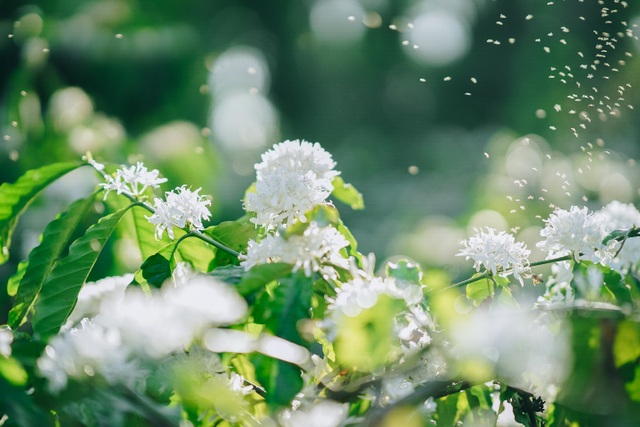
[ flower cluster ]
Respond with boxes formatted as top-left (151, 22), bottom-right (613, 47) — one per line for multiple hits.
top-left (537, 206), bottom-right (616, 264)
top-left (457, 227), bottom-right (532, 285)
top-left (147, 185), bottom-right (212, 239)
top-left (37, 274), bottom-right (247, 392)
top-left (240, 223), bottom-right (349, 280)
top-left (244, 140), bottom-right (339, 230)
top-left (100, 161), bottom-right (167, 199)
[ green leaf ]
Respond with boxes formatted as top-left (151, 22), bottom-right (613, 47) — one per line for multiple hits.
top-left (205, 220), bottom-right (258, 268)
top-left (331, 176), bottom-right (365, 210)
top-left (614, 321), bottom-right (640, 368)
top-left (129, 204), bottom-right (172, 259)
top-left (0, 376), bottom-right (49, 426)
top-left (7, 194), bottom-right (98, 329)
top-left (251, 353), bottom-right (303, 407)
top-left (0, 161), bottom-right (81, 264)
top-left (253, 271), bottom-right (313, 345)
top-left (137, 251), bottom-right (173, 288)
top-left (235, 263), bottom-right (292, 296)
top-left (435, 393), bottom-right (461, 426)
top-left (207, 265), bottom-right (245, 285)
top-left (7, 259), bottom-right (27, 296)
top-left (334, 295), bottom-right (404, 371)
top-left (466, 277), bottom-right (494, 306)
top-left (174, 234), bottom-right (216, 272)
top-left (31, 205), bottom-right (133, 337)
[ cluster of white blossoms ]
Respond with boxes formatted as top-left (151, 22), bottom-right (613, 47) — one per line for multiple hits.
top-left (99, 161), bottom-right (167, 199)
top-left (537, 206), bottom-right (617, 264)
top-left (0, 326), bottom-right (13, 358)
top-left (147, 185), bottom-right (212, 239)
top-left (240, 223), bottom-right (350, 280)
top-left (244, 140), bottom-right (339, 230)
top-left (599, 201), bottom-right (640, 272)
top-left (457, 227), bottom-right (532, 285)
top-left (37, 274), bottom-right (247, 392)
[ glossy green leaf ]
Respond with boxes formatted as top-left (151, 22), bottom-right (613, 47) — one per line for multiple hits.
top-left (31, 205), bottom-right (132, 337)
top-left (7, 194), bottom-right (97, 329)
top-left (0, 162), bottom-right (81, 264)
top-left (207, 265), bottom-right (245, 285)
top-left (331, 176), bottom-right (365, 210)
top-left (137, 251), bottom-right (173, 288)
top-left (205, 220), bottom-right (258, 268)
top-left (251, 353), bottom-right (303, 407)
top-left (235, 263), bottom-right (292, 296)
top-left (255, 272), bottom-right (313, 345)
top-left (435, 393), bottom-right (461, 426)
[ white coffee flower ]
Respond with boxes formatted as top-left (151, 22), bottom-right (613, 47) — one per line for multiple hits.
top-left (537, 206), bottom-right (615, 264)
top-left (37, 318), bottom-right (141, 393)
top-left (245, 140), bottom-right (339, 230)
top-left (37, 275), bottom-right (247, 392)
top-left (535, 262), bottom-right (576, 309)
top-left (458, 227), bottom-right (531, 285)
top-left (279, 400), bottom-right (348, 427)
top-left (598, 201), bottom-right (640, 272)
top-left (255, 139), bottom-right (338, 181)
top-left (245, 170), bottom-right (331, 230)
top-left (65, 274), bottom-right (131, 329)
top-left (0, 326), bottom-right (14, 358)
top-left (147, 185), bottom-right (212, 239)
top-left (100, 161), bottom-right (167, 199)
top-left (240, 223), bottom-right (349, 280)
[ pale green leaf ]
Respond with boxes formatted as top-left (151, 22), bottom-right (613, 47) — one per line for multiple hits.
top-left (331, 176), bottom-right (364, 210)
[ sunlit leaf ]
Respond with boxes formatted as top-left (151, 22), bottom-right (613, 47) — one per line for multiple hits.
top-left (31, 205), bottom-right (133, 337)
top-left (466, 278), bottom-right (494, 306)
top-left (334, 295), bottom-right (403, 371)
top-left (331, 176), bottom-right (365, 210)
top-left (614, 321), bottom-right (640, 368)
top-left (7, 193), bottom-right (97, 329)
top-left (0, 161), bottom-right (81, 264)
top-left (7, 259), bottom-right (27, 297)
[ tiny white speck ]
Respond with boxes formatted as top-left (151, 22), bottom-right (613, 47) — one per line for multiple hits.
top-left (444, 76), bottom-right (452, 81)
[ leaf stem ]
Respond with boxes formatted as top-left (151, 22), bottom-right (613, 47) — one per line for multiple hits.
top-left (440, 254), bottom-right (573, 292)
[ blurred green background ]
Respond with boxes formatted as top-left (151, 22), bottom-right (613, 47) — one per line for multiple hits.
top-left (1, 0), bottom-right (640, 308)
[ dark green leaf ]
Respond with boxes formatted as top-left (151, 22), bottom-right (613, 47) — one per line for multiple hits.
top-left (138, 252), bottom-right (173, 288)
top-left (0, 162), bottom-right (81, 264)
top-left (31, 205), bottom-right (133, 337)
top-left (0, 376), bottom-right (49, 427)
top-left (331, 176), bottom-right (365, 210)
top-left (7, 194), bottom-right (97, 329)
top-left (235, 263), bottom-right (292, 296)
top-left (251, 353), bottom-right (303, 407)
top-left (207, 265), bottom-right (245, 285)
top-left (254, 271), bottom-right (313, 345)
